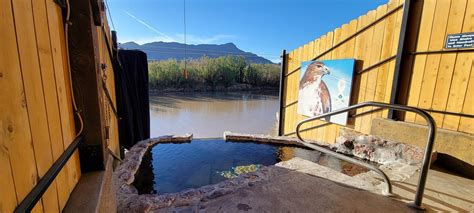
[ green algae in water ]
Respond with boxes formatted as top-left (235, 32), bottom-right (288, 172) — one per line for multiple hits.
top-left (217, 164), bottom-right (263, 179)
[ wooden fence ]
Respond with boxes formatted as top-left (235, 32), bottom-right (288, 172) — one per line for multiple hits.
top-left (0, 0), bottom-right (119, 212)
top-left (405, 0), bottom-right (473, 132)
top-left (280, 0), bottom-right (473, 143)
top-left (98, 3), bottom-right (121, 159)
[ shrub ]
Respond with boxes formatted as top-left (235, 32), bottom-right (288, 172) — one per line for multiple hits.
top-left (148, 56), bottom-right (280, 90)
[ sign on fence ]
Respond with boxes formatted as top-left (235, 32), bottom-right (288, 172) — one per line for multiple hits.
top-left (445, 32), bottom-right (474, 49)
top-left (298, 59), bottom-right (355, 125)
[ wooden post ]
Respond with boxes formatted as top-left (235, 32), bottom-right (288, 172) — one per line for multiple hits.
top-left (90, 0), bottom-right (103, 26)
top-left (388, 0), bottom-right (424, 119)
top-left (68, 0), bottom-right (107, 172)
top-left (278, 50), bottom-right (287, 136)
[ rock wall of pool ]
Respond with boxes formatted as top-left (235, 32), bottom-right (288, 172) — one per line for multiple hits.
top-left (114, 131), bottom-right (424, 212)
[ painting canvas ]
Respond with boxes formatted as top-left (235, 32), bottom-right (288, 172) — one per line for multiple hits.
top-left (297, 59), bottom-right (355, 125)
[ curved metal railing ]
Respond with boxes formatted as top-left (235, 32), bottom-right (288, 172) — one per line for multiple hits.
top-left (295, 101), bottom-right (436, 210)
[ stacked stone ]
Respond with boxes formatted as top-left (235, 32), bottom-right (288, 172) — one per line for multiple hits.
top-left (333, 129), bottom-right (424, 165)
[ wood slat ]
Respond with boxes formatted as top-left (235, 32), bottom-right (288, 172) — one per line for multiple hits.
top-left (430, 0), bottom-right (468, 126)
top-left (99, 14), bottom-right (121, 154)
top-left (355, 10), bottom-right (377, 132)
top-left (284, 51), bottom-right (293, 107)
top-left (287, 48), bottom-right (297, 133)
top-left (294, 46), bottom-right (304, 133)
top-left (66, 11), bottom-right (87, 203)
top-left (287, 49), bottom-right (297, 132)
top-left (350, 14), bottom-right (368, 126)
top-left (372, 0), bottom-right (399, 119)
top-left (444, 0), bottom-right (474, 132)
top-left (59, 10), bottom-right (81, 198)
top-left (416, 0), bottom-right (452, 124)
top-left (11, 0), bottom-right (56, 211)
top-left (303, 42), bottom-right (315, 139)
top-left (44, 0), bottom-right (78, 209)
top-left (382, 0), bottom-right (404, 118)
top-left (359, 5), bottom-right (388, 134)
top-left (404, 0), bottom-right (438, 121)
top-left (284, 50), bottom-right (295, 135)
top-left (458, 64), bottom-right (474, 133)
top-left (332, 19), bottom-right (358, 141)
top-left (31, 0), bottom-right (65, 211)
top-left (314, 33), bottom-right (330, 142)
top-left (316, 31), bottom-right (334, 142)
top-left (299, 44), bottom-right (311, 139)
top-left (307, 38), bottom-right (322, 140)
top-left (322, 28), bottom-right (341, 143)
top-left (0, 0), bottom-right (31, 211)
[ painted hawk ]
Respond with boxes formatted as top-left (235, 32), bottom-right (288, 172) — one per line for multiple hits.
top-left (298, 61), bottom-right (331, 121)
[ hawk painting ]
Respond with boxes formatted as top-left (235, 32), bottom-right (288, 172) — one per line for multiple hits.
top-left (298, 61), bottom-right (332, 120)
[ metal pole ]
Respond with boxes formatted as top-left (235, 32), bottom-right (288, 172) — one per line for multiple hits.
top-left (388, 0), bottom-right (414, 119)
top-left (295, 102), bottom-right (436, 210)
top-left (278, 50), bottom-right (287, 136)
top-left (410, 109), bottom-right (437, 210)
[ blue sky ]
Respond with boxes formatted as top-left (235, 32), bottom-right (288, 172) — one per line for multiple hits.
top-left (107, 0), bottom-right (388, 62)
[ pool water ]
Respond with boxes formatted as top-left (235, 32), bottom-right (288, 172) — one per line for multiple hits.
top-left (133, 139), bottom-right (369, 195)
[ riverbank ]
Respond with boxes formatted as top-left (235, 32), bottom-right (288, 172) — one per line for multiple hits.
top-left (148, 56), bottom-right (280, 92)
top-left (149, 84), bottom-right (278, 94)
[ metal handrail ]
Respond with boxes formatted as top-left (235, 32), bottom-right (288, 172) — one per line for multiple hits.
top-left (296, 101), bottom-right (436, 210)
top-left (15, 135), bottom-right (83, 212)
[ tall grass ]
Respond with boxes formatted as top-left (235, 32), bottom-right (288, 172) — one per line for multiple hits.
top-left (148, 56), bottom-right (280, 90)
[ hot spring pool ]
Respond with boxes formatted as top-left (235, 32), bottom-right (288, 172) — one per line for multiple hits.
top-left (133, 139), bottom-right (369, 195)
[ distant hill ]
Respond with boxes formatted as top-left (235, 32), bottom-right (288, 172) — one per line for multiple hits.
top-left (120, 41), bottom-right (274, 64)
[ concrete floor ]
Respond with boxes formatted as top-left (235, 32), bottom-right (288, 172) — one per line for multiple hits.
top-left (390, 167), bottom-right (474, 212)
top-left (160, 158), bottom-right (474, 212)
top-left (276, 158), bottom-right (474, 212)
top-left (195, 167), bottom-right (413, 213)
top-left (64, 155), bottom-right (117, 213)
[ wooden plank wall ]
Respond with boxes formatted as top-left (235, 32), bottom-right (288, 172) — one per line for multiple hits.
top-left (281, 0), bottom-right (404, 143)
top-left (405, 0), bottom-right (474, 135)
top-left (97, 6), bottom-right (121, 156)
top-left (0, 0), bottom-right (120, 212)
top-left (281, 0), bottom-right (474, 143)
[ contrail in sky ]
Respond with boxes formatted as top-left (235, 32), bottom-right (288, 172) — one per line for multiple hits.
top-left (123, 10), bottom-right (174, 41)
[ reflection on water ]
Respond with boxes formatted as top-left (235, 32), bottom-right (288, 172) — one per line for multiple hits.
top-left (149, 91), bottom-right (279, 138)
top-left (133, 139), bottom-right (370, 195)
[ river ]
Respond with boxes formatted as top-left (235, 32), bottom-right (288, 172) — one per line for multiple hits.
top-left (149, 91), bottom-right (280, 138)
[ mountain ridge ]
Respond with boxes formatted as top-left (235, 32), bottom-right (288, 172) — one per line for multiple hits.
top-left (119, 41), bottom-right (274, 64)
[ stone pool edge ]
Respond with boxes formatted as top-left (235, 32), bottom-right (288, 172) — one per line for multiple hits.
top-left (224, 130), bottom-right (424, 165)
top-left (223, 131), bottom-right (329, 148)
top-left (114, 134), bottom-right (278, 212)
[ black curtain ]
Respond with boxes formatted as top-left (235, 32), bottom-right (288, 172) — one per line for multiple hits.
top-left (114, 50), bottom-right (150, 149)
